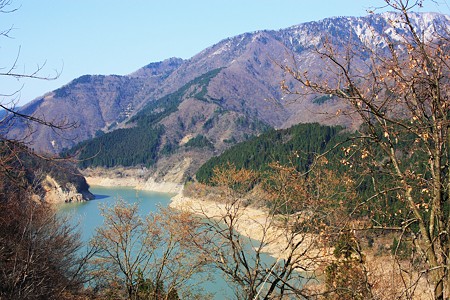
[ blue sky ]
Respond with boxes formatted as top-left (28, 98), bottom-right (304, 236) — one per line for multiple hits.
top-left (1, 0), bottom-right (449, 105)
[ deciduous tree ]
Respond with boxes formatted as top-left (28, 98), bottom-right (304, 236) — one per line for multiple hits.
top-left (0, 177), bottom-right (90, 299)
top-left (90, 200), bottom-right (207, 299)
top-left (0, 2), bottom-right (90, 299)
top-left (187, 164), bottom-right (328, 299)
top-left (280, 1), bottom-right (450, 298)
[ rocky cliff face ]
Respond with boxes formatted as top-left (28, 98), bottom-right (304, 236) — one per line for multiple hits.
top-left (15, 151), bottom-right (95, 203)
top-left (41, 174), bottom-right (94, 204)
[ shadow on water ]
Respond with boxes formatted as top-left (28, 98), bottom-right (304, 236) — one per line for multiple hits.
top-left (92, 194), bottom-right (109, 200)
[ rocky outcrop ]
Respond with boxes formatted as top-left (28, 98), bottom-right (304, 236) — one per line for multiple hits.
top-left (12, 149), bottom-right (96, 204)
top-left (41, 175), bottom-right (94, 203)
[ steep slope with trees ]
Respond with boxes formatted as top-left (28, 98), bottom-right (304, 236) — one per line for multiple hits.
top-left (11, 12), bottom-right (443, 184)
top-left (195, 123), bottom-right (347, 183)
top-left (4, 0), bottom-right (450, 298)
top-left (7, 58), bottom-right (184, 153)
top-left (10, 12), bottom-right (449, 157)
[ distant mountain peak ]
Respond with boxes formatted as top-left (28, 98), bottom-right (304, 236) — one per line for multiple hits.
top-left (130, 57), bottom-right (184, 78)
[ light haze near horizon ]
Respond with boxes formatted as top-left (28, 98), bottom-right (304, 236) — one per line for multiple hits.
top-left (1, 0), bottom-right (449, 106)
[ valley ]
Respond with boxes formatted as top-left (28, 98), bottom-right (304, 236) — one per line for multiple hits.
top-left (2, 4), bottom-right (450, 299)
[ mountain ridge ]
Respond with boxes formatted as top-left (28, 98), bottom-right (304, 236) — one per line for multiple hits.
top-left (8, 12), bottom-right (450, 181)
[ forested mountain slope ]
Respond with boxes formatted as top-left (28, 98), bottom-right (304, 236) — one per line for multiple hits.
top-left (7, 12), bottom-right (449, 181)
top-left (195, 123), bottom-right (348, 183)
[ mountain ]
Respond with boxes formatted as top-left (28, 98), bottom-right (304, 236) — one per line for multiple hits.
top-left (64, 69), bottom-right (270, 183)
top-left (8, 12), bottom-right (450, 182)
top-left (7, 58), bottom-right (184, 153)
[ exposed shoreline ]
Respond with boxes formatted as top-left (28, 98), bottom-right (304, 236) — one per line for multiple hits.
top-left (85, 176), bottom-right (309, 261)
top-left (169, 193), bottom-right (319, 262)
top-left (85, 177), bottom-right (434, 298)
top-left (85, 176), bottom-right (183, 194)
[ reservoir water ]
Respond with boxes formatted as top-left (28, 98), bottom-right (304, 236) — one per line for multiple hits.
top-left (58, 185), bottom-right (235, 298)
top-left (58, 186), bottom-right (173, 243)
top-left (58, 186), bottom-right (303, 299)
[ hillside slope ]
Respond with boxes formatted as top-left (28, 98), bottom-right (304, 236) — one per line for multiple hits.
top-left (8, 12), bottom-right (450, 182)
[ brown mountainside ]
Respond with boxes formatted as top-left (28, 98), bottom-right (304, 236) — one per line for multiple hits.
top-left (7, 12), bottom-right (450, 181)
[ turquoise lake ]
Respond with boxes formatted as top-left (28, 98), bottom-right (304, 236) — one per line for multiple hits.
top-left (57, 185), bottom-right (305, 299)
top-left (58, 185), bottom-right (235, 299)
top-left (58, 186), bottom-right (174, 243)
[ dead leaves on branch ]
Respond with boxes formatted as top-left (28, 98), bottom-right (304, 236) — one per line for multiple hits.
top-left (89, 200), bottom-right (207, 299)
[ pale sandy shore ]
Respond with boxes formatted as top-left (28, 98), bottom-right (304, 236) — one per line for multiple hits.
top-left (85, 176), bottom-right (182, 194)
top-left (170, 193), bottom-right (320, 263)
top-left (170, 193), bottom-right (436, 299)
top-left (86, 176), bottom-right (317, 261)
